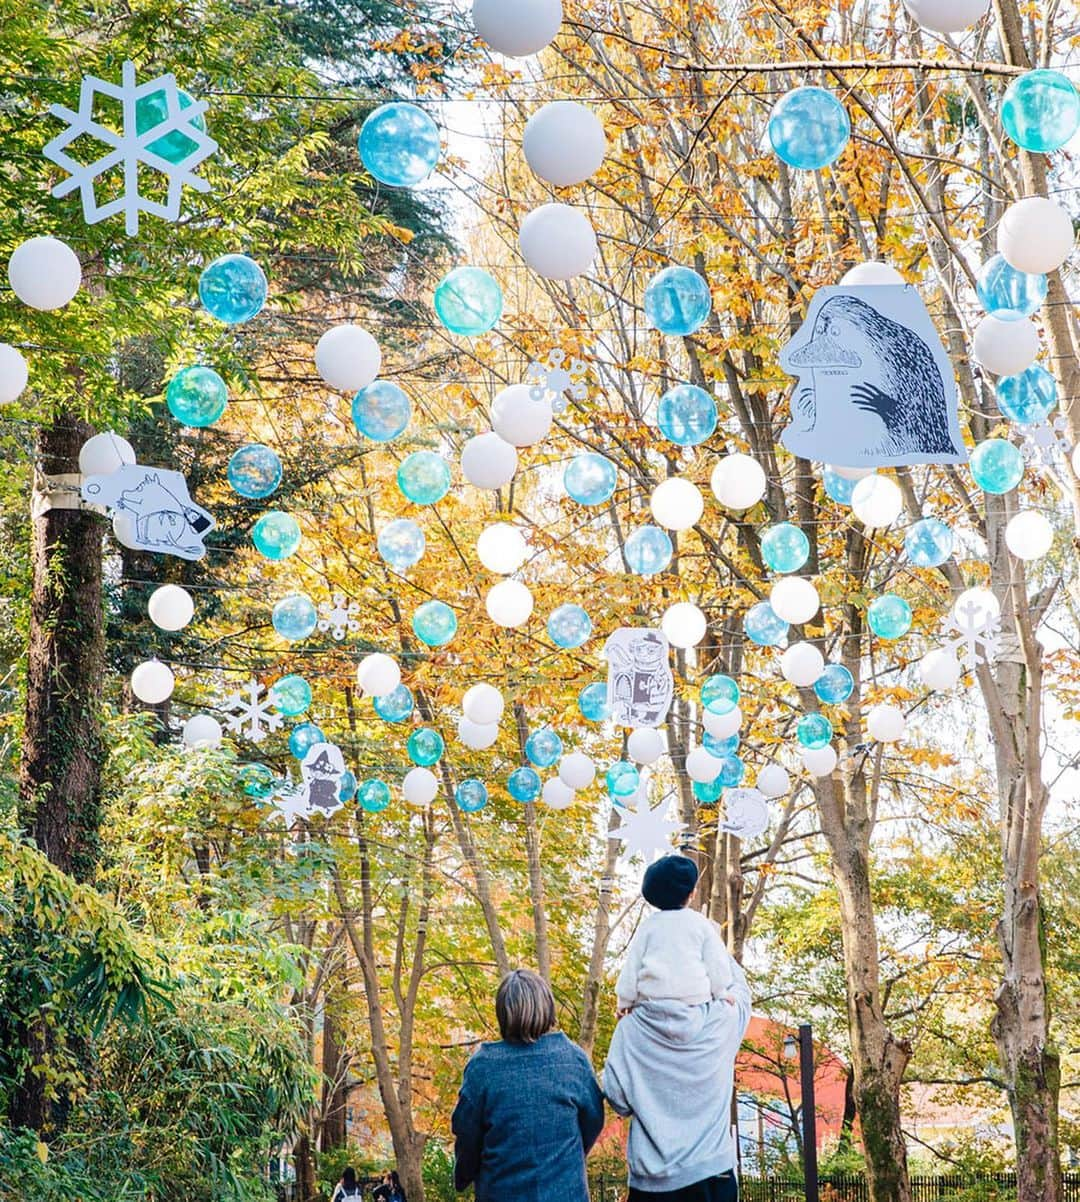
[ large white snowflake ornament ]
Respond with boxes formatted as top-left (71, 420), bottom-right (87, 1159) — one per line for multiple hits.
top-left (222, 679), bottom-right (284, 743)
top-left (944, 599), bottom-right (1001, 671)
top-left (43, 61), bottom-right (217, 235)
top-left (525, 349), bottom-right (589, 414)
top-left (611, 797), bottom-right (686, 862)
top-left (318, 594), bottom-right (361, 641)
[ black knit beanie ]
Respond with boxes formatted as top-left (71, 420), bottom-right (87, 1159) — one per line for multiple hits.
top-left (642, 854), bottom-right (699, 910)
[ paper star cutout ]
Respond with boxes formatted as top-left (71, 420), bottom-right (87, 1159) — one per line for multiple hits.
top-left (611, 798), bottom-right (686, 862)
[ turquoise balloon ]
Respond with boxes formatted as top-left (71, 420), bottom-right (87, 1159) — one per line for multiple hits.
top-left (976, 254), bottom-right (1046, 321)
top-left (796, 713), bottom-right (833, 750)
top-left (904, 517), bottom-right (953, 568)
top-left (252, 511), bottom-right (301, 560)
top-left (166, 365), bottom-right (227, 427)
top-left (813, 664), bottom-right (853, 705)
top-left (970, 438), bottom-right (1024, 494)
top-left (237, 761), bottom-right (275, 799)
top-left (135, 86), bottom-right (204, 164)
top-left (408, 727), bottom-right (444, 766)
top-left (374, 683), bottom-right (414, 723)
top-left (624, 525), bottom-right (673, 576)
top-left (397, 451), bottom-right (451, 505)
top-left (412, 599), bottom-right (457, 646)
top-left (768, 87), bottom-right (850, 170)
top-left (352, 380), bottom-right (411, 442)
top-left (745, 602), bottom-right (789, 647)
top-left (289, 722), bottom-right (325, 759)
top-left (716, 755), bottom-right (744, 788)
top-left (1000, 69), bottom-right (1080, 154)
top-left (456, 778), bottom-right (488, 812)
top-left (823, 469), bottom-right (857, 505)
top-left (702, 674), bottom-right (740, 715)
top-left (578, 682), bottom-right (611, 722)
top-left (761, 522), bottom-right (810, 573)
top-left (272, 593), bottom-right (317, 641)
top-left (271, 674), bottom-right (311, 716)
top-left (547, 603), bottom-right (592, 648)
top-left (565, 453), bottom-right (617, 506)
top-left (198, 254), bottom-right (267, 324)
top-left (434, 267), bottom-right (503, 336)
top-left (339, 770), bottom-right (357, 803)
top-left (867, 593), bottom-right (912, 640)
top-left (694, 778), bottom-right (724, 805)
top-left (606, 761), bottom-right (640, 797)
top-left (703, 732), bottom-right (739, 757)
top-left (358, 101), bottom-right (440, 186)
top-left (358, 778), bottom-right (391, 812)
top-left (228, 443), bottom-right (282, 499)
top-left (525, 728), bottom-right (563, 768)
top-left (378, 518), bottom-right (426, 570)
top-left (507, 766), bottom-right (541, 802)
top-left (644, 266), bottom-right (712, 336)
top-left (996, 364), bottom-right (1057, 427)
top-left (657, 384), bottom-right (717, 446)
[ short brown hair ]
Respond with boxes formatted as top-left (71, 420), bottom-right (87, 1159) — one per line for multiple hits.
top-left (495, 969), bottom-right (557, 1044)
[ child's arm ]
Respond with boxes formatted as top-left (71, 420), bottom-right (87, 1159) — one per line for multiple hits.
top-left (701, 914), bottom-right (735, 1000)
top-left (615, 921), bottom-right (649, 1011)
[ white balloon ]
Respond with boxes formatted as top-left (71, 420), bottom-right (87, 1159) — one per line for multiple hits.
top-left (919, 648), bottom-right (962, 691)
top-left (314, 324), bottom-right (382, 391)
top-left (476, 523), bottom-right (529, 573)
top-left (148, 584), bottom-right (195, 631)
top-left (998, 197), bottom-right (1075, 275)
top-left (687, 746), bottom-right (725, 783)
top-left (781, 641), bottom-right (825, 687)
top-left (661, 601), bottom-right (707, 649)
top-left (703, 706), bottom-right (742, 739)
top-left (1005, 511), bottom-right (1053, 560)
top-left (112, 511), bottom-right (140, 549)
top-left (78, 431), bottom-right (135, 476)
top-left (357, 653), bottom-right (401, 697)
top-left (852, 475), bottom-right (903, 528)
top-left (403, 766), bottom-right (439, 806)
top-left (472, 0), bottom-right (562, 56)
top-left (131, 660), bottom-right (174, 704)
top-left (840, 261), bottom-right (905, 285)
top-left (463, 683), bottom-right (505, 724)
top-left (486, 579), bottom-right (534, 627)
top-left (7, 236), bottom-right (81, 310)
top-left (769, 577), bottom-right (820, 626)
top-left (801, 745), bottom-right (837, 777)
top-left (458, 716), bottom-right (499, 750)
top-left (710, 453), bottom-right (766, 509)
top-left (182, 713), bottom-right (222, 748)
top-left (542, 776), bottom-right (575, 809)
top-left (519, 203), bottom-right (597, 280)
top-left (756, 764), bottom-right (790, 798)
top-left (490, 384), bottom-right (552, 447)
top-left (972, 315), bottom-right (1039, 377)
top-left (0, 343), bottom-right (29, 405)
top-left (901, 0), bottom-right (988, 32)
top-left (461, 431), bottom-right (518, 490)
top-left (867, 702), bottom-right (906, 743)
top-left (559, 751), bottom-right (596, 789)
top-left (627, 727), bottom-right (666, 764)
top-left (650, 477), bottom-right (704, 531)
top-left (952, 586), bottom-right (1000, 627)
top-left (523, 101), bottom-right (606, 187)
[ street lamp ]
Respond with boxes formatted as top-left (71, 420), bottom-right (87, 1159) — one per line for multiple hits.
top-left (783, 1025), bottom-right (819, 1202)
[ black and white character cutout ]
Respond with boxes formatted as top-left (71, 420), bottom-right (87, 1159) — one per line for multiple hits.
top-left (604, 627), bottom-right (674, 728)
top-left (779, 286), bottom-right (965, 467)
top-left (82, 464), bottom-right (215, 560)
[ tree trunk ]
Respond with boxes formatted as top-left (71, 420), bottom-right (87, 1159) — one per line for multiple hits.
top-left (294, 1133), bottom-right (316, 1202)
top-left (321, 1002), bottom-right (349, 1151)
top-left (578, 806), bottom-right (621, 1057)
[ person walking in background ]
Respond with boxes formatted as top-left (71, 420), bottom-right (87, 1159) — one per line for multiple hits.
top-left (452, 968), bottom-right (605, 1202)
top-left (330, 1167), bottom-right (364, 1202)
top-left (372, 1170), bottom-right (406, 1202)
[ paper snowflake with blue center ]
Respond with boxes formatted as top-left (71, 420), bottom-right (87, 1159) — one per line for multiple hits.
top-left (43, 61), bottom-right (217, 236)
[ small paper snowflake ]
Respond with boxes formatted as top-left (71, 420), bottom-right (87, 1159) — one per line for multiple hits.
top-left (222, 679), bottom-right (283, 743)
top-left (944, 600), bottom-right (1001, 671)
top-left (318, 594), bottom-right (360, 640)
top-left (524, 349), bottom-right (588, 414)
top-left (1021, 416), bottom-right (1072, 469)
top-left (611, 798), bottom-right (686, 862)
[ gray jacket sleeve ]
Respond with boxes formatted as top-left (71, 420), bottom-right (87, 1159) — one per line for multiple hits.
top-left (601, 1026), bottom-right (632, 1117)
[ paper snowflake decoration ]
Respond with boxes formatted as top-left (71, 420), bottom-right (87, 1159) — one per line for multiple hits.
top-left (611, 798), bottom-right (686, 862)
top-left (222, 679), bottom-right (284, 743)
top-left (524, 349), bottom-right (588, 414)
top-left (268, 780), bottom-right (312, 825)
top-left (944, 600), bottom-right (1001, 671)
top-left (42, 61), bottom-right (217, 235)
top-left (318, 594), bottom-right (361, 641)
top-left (1021, 416), bottom-right (1072, 470)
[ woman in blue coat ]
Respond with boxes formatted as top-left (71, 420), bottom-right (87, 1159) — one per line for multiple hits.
top-left (452, 968), bottom-right (605, 1202)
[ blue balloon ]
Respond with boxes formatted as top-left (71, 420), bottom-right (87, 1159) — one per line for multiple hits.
top-left (238, 761), bottom-right (275, 799)
top-left (768, 87), bottom-right (850, 170)
top-left (867, 593), bottom-right (912, 641)
top-left (702, 674), bottom-right (740, 715)
top-left (814, 664), bottom-right (854, 705)
top-left (976, 254), bottom-right (1047, 321)
top-left (166, 365), bottom-right (227, 427)
top-left (339, 770), bottom-right (357, 803)
top-left (374, 684), bottom-right (414, 723)
top-left (228, 443), bottom-right (282, 499)
top-left (657, 384), bottom-right (717, 446)
top-left (578, 682), bottom-right (611, 722)
top-left (272, 593), bottom-right (318, 641)
top-left (996, 364), bottom-right (1057, 426)
top-left (606, 761), bottom-right (640, 797)
top-left (412, 599), bottom-right (457, 647)
top-left (289, 722), bottom-right (325, 759)
top-left (694, 778), bottom-right (724, 805)
top-left (745, 602), bottom-right (789, 647)
top-left (565, 453), bottom-right (617, 506)
top-left (761, 522), bottom-right (810, 573)
top-left (434, 267), bottom-right (503, 336)
top-left (198, 254), bottom-right (267, 324)
top-left (455, 778), bottom-right (488, 812)
top-left (271, 674), bottom-right (311, 716)
top-left (1000, 69), bottom-right (1080, 154)
top-left (525, 728), bottom-right (563, 768)
top-left (252, 511), bottom-right (301, 560)
top-left (352, 380), bottom-right (411, 442)
top-left (823, 469), bottom-right (857, 506)
top-left (508, 766), bottom-right (542, 802)
top-left (358, 779), bottom-right (391, 812)
top-left (703, 731), bottom-right (739, 757)
top-left (644, 266), bottom-right (712, 336)
top-left (547, 604), bottom-right (592, 648)
top-left (397, 451), bottom-right (451, 505)
top-left (624, 525), bottom-right (673, 576)
top-left (796, 713), bottom-right (833, 751)
top-left (970, 438), bottom-right (1024, 495)
top-left (408, 727), bottom-right (444, 766)
top-left (135, 86), bottom-right (205, 164)
top-left (358, 101), bottom-right (440, 186)
top-left (716, 754), bottom-right (744, 788)
top-left (378, 518), bottom-right (426, 571)
top-left (904, 517), bottom-right (954, 568)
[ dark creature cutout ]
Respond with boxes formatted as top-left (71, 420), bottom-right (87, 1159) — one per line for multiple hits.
top-left (81, 464), bottom-right (215, 560)
top-left (779, 285), bottom-right (966, 467)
